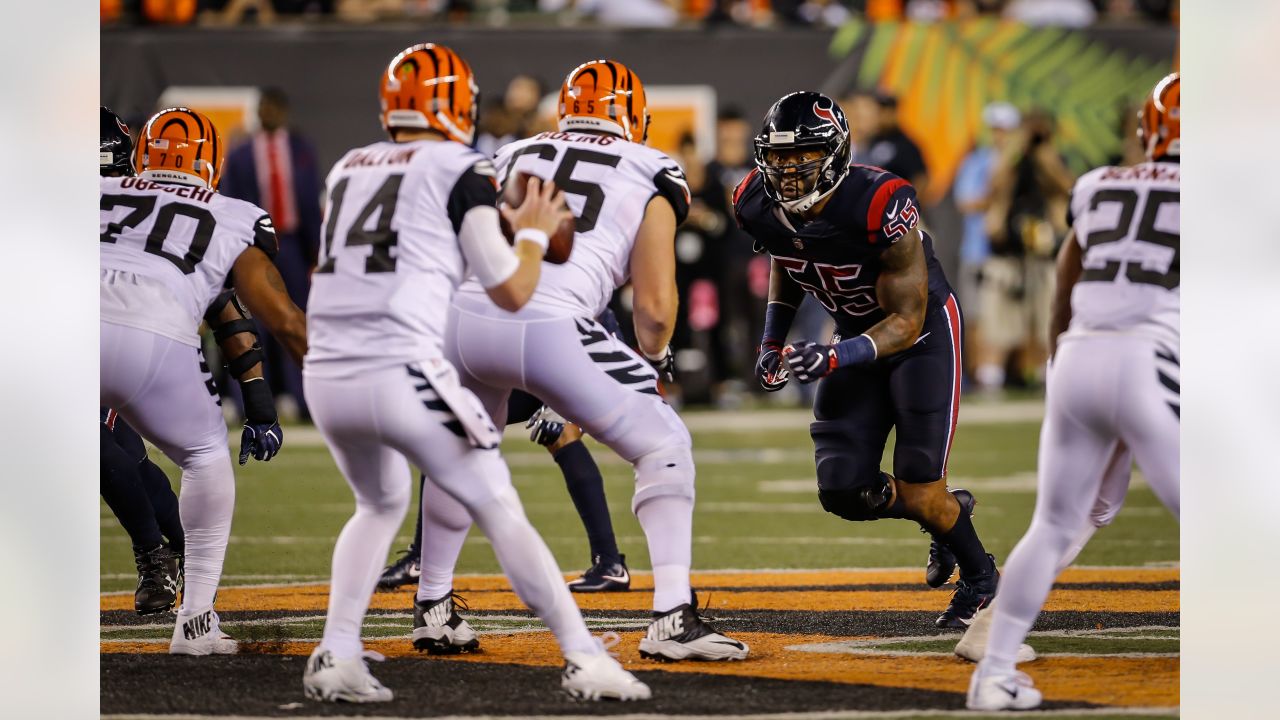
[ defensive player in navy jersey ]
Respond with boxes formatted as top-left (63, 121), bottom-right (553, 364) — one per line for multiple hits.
top-left (734, 92), bottom-right (998, 627)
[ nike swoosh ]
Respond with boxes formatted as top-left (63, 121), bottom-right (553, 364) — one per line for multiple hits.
top-left (408, 567), bottom-right (421, 578)
top-left (711, 639), bottom-right (745, 649)
top-left (913, 332), bottom-right (932, 345)
top-left (602, 573), bottom-right (629, 583)
top-left (886, 200), bottom-right (901, 220)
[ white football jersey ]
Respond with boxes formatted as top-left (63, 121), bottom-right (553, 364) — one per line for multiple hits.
top-left (1066, 161), bottom-right (1179, 344)
top-left (100, 176), bottom-right (275, 346)
top-left (457, 130), bottom-right (691, 318)
top-left (306, 140), bottom-right (499, 368)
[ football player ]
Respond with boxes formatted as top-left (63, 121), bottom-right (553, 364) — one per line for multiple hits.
top-left (300, 44), bottom-right (649, 702)
top-left (734, 92), bottom-right (998, 627)
top-left (414, 58), bottom-right (749, 662)
top-left (966, 74), bottom-right (1180, 711)
top-left (101, 107), bottom-right (306, 653)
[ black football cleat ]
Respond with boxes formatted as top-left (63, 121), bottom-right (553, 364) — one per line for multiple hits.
top-left (926, 488), bottom-right (977, 588)
top-left (567, 554), bottom-right (631, 593)
top-left (376, 549), bottom-right (420, 592)
top-left (412, 592), bottom-right (479, 654)
top-left (638, 603), bottom-right (749, 661)
top-left (134, 544), bottom-right (180, 616)
top-left (936, 553), bottom-right (998, 629)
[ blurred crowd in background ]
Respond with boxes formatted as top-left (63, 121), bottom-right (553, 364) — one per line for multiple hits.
top-left (104, 0), bottom-right (1179, 28)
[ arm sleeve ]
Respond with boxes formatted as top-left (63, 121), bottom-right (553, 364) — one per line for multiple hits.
top-left (252, 213), bottom-right (279, 258)
top-left (457, 205), bottom-right (520, 289)
top-left (651, 163), bottom-right (691, 225)
top-left (447, 160), bottom-right (500, 234)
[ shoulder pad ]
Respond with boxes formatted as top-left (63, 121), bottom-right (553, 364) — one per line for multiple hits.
top-left (730, 168), bottom-right (763, 228)
top-left (252, 213), bottom-right (278, 258)
top-left (852, 169), bottom-right (919, 245)
top-left (652, 163), bottom-right (691, 225)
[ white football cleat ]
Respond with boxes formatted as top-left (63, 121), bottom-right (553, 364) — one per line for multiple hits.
top-left (954, 605), bottom-right (1036, 663)
top-left (638, 604), bottom-right (749, 662)
top-left (169, 605), bottom-right (237, 655)
top-left (412, 592), bottom-right (479, 654)
top-left (561, 643), bottom-right (651, 701)
top-left (966, 669), bottom-right (1044, 711)
top-left (303, 647), bottom-right (394, 703)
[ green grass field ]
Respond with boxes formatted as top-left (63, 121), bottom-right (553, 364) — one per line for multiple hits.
top-left (100, 402), bottom-right (1179, 591)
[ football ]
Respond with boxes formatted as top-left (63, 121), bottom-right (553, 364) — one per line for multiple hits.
top-left (498, 172), bottom-right (576, 264)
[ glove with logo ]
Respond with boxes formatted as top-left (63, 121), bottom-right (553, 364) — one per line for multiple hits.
top-left (756, 341), bottom-right (790, 391)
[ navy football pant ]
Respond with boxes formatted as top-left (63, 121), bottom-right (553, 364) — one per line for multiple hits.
top-left (100, 410), bottom-right (184, 553)
top-left (813, 294), bottom-right (963, 492)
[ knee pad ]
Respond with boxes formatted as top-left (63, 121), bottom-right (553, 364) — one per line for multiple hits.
top-left (818, 473), bottom-right (893, 521)
top-left (631, 443), bottom-right (695, 514)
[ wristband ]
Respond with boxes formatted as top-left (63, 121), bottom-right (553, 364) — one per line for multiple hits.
top-left (833, 334), bottom-right (878, 367)
top-left (761, 301), bottom-right (797, 346)
top-left (239, 377), bottom-right (278, 426)
top-left (513, 228), bottom-right (549, 253)
top-left (641, 345), bottom-right (670, 362)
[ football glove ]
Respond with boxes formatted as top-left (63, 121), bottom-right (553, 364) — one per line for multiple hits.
top-left (526, 405), bottom-right (566, 447)
top-left (756, 341), bottom-right (790, 392)
top-left (239, 421), bottom-right (283, 465)
top-left (783, 341), bottom-right (838, 384)
top-left (644, 345), bottom-right (676, 384)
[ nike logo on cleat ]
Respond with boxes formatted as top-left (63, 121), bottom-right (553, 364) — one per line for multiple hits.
top-left (601, 572), bottom-right (629, 583)
top-left (712, 639), bottom-right (746, 649)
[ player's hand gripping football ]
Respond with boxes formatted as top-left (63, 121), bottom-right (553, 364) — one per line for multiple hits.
top-left (755, 341), bottom-right (790, 391)
top-left (783, 341), bottom-right (838, 384)
top-left (499, 176), bottom-right (574, 244)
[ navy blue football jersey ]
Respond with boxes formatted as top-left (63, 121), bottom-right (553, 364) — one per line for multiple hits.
top-left (733, 164), bottom-right (953, 336)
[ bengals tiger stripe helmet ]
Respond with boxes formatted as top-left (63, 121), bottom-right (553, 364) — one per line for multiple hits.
top-left (557, 59), bottom-right (649, 143)
top-left (133, 107), bottom-right (224, 189)
top-left (380, 43), bottom-right (479, 145)
top-left (1138, 73), bottom-right (1179, 160)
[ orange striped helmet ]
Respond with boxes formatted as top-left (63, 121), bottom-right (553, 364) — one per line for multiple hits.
top-left (1138, 73), bottom-right (1179, 160)
top-left (380, 43), bottom-right (479, 145)
top-left (133, 107), bottom-right (224, 189)
top-left (557, 59), bottom-right (649, 143)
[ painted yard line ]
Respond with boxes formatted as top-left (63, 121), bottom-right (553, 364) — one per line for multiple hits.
top-left (102, 708), bottom-right (1178, 720)
top-left (102, 632), bottom-right (1177, 709)
top-left (102, 566), bottom-right (1180, 596)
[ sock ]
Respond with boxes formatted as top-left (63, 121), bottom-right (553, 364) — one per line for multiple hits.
top-left (176, 456), bottom-right (235, 612)
top-left (417, 475), bottom-right (471, 602)
top-left (554, 440), bottom-right (620, 563)
top-left (938, 505), bottom-right (994, 579)
top-left (636, 495), bottom-right (694, 612)
top-left (980, 516), bottom-right (1076, 677)
top-left (408, 473), bottom-right (426, 558)
top-left (469, 483), bottom-right (598, 656)
top-left (100, 425), bottom-right (164, 550)
top-left (322, 495), bottom-right (408, 660)
top-left (139, 458), bottom-right (183, 555)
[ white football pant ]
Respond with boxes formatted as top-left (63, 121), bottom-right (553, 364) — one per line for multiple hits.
top-left (100, 322), bottom-right (234, 613)
top-left (304, 360), bottom-right (599, 660)
top-left (979, 333), bottom-right (1180, 679)
top-left (419, 298), bottom-right (697, 613)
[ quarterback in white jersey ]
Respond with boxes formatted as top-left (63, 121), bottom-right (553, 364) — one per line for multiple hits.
top-left (423, 59), bottom-right (749, 663)
top-left (100, 108), bottom-right (308, 655)
top-left (967, 74), bottom-right (1181, 711)
top-left (300, 44), bottom-right (649, 704)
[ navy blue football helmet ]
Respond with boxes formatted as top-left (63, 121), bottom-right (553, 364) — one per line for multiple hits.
top-left (753, 91), bottom-right (851, 213)
top-left (101, 106), bottom-right (133, 177)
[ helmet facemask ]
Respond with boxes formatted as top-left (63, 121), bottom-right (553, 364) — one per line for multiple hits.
top-left (755, 134), bottom-right (850, 214)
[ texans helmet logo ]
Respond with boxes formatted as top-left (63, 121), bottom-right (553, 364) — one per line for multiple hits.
top-left (813, 101), bottom-right (842, 130)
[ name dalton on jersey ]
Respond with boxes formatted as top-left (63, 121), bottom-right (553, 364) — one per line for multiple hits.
top-left (733, 164), bottom-right (949, 336)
